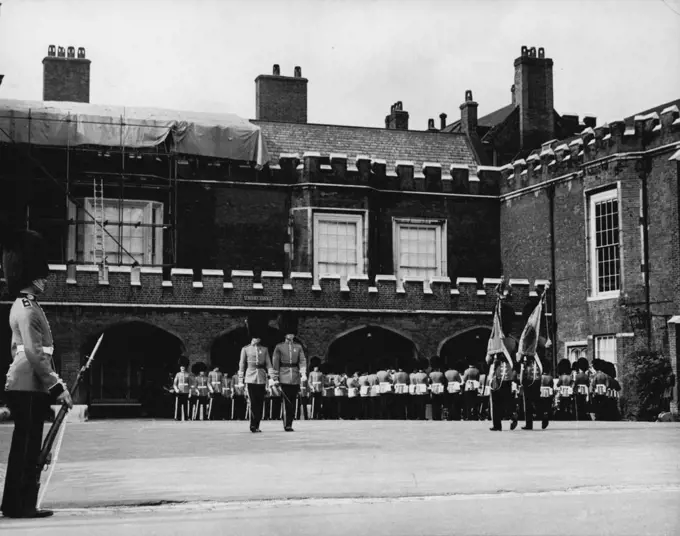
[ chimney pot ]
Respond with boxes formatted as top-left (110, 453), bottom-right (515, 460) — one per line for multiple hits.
top-left (273, 64), bottom-right (280, 75)
top-left (538, 47), bottom-right (545, 59)
top-left (294, 66), bottom-right (302, 78)
top-left (465, 90), bottom-right (473, 102)
top-left (48, 45), bottom-right (56, 57)
top-left (67, 46), bottom-right (75, 58)
top-left (428, 118), bottom-right (435, 130)
top-left (385, 101), bottom-right (409, 130)
top-left (439, 113), bottom-right (447, 130)
top-left (57, 46), bottom-right (65, 58)
top-left (77, 47), bottom-right (86, 59)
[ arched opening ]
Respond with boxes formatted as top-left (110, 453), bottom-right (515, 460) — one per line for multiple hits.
top-left (326, 325), bottom-right (418, 374)
top-left (84, 320), bottom-right (185, 418)
top-left (439, 327), bottom-right (492, 370)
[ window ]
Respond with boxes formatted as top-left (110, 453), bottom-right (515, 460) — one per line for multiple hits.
top-left (393, 218), bottom-right (446, 283)
top-left (69, 198), bottom-right (164, 266)
top-left (313, 213), bottom-right (364, 283)
top-left (589, 188), bottom-right (621, 297)
top-left (594, 334), bottom-right (617, 375)
top-left (566, 343), bottom-right (587, 364)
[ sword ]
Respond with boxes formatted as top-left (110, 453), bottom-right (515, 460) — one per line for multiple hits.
top-left (37, 333), bottom-right (104, 509)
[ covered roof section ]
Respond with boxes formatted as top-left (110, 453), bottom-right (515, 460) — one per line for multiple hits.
top-left (0, 99), bottom-right (270, 167)
top-left (252, 120), bottom-right (479, 170)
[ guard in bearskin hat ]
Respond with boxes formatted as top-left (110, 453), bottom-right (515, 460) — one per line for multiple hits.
top-left (411, 358), bottom-right (430, 420)
top-left (555, 359), bottom-right (575, 420)
top-left (271, 324), bottom-right (307, 432)
top-left (462, 359), bottom-right (481, 421)
top-left (1, 229), bottom-right (73, 519)
top-left (428, 356), bottom-right (446, 421)
top-left (589, 359), bottom-right (610, 421)
top-left (376, 359), bottom-right (393, 419)
top-left (444, 360), bottom-right (464, 421)
top-left (573, 358), bottom-right (591, 421)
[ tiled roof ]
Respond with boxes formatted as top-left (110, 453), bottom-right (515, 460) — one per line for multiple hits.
top-left (442, 103), bottom-right (516, 133)
top-left (251, 120), bottom-right (479, 169)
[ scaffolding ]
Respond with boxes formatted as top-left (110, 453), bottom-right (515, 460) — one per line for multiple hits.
top-left (0, 98), bottom-right (270, 270)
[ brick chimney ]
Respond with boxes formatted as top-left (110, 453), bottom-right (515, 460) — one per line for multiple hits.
top-left (255, 64), bottom-right (308, 123)
top-left (439, 113), bottom-right (447, 130)
top-left (459, 90), bottom-right (478, 135)
top-left (42, 45), bottom-right (91, 103)
top-left (513, 46), bottom-right (555, 150)
top-left (385, 101), bottom-right (409, 130)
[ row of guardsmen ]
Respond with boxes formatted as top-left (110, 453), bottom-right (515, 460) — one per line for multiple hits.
top-left (171, 355), bottom-right (622, 423)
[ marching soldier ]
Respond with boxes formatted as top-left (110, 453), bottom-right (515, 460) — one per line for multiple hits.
top-left (376, 363), bottom-right (393, 419)
top-left (487, 352), bottom-right (518, 431)
top-left (221, 370), bottom-right (233, 420)
top-left (231, 370), bottom-right (246, 420)
top-left (444, 362), bottom-right (463, 421)
top-left (428, 357), bottom-right (446, 421)
top-left (334, 371), bottom-right (348, 419)
top-left (173, 364), bottom-right (192, 421)
top-left (309, 364), bottom-right (324, 419)
top-left (462, 361), bottom-right (481, 420)
top-left (602, 361), bottom-right (621, 420)
top-left (207, 366), bottom-right (223, 420)
top-left (573, 360), bottom-right (591, 421)
top-left (478, 371), bottom-right (491, 421)
top-left (555, 359), bottom-right (574, 420)
top-left (412, 360), bottom-right (429, 420)
top-left (271, 332), bottom-right (307, 432)
top-left (392, 366), bottom-right (410, 420)
top-left (323, 364), bottom-right (337, 420)
top-left (538, 366), bottom-right (554, 429)
top-left (238, 336), bottom-right (274, 433)
top-left (519, 353), bottom-right (542, 430)
top-left (193, 369), bottom-right (210, 421)
top-left (590, 359), bottom-right (610, 421)
top-left (1, 229), bottom-right (73, 519)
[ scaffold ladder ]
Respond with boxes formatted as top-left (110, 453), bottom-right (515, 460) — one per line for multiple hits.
top-left (92, 178), bottom-right (106, 266)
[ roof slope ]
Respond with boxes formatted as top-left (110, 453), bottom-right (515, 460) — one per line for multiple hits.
top-left (442, 103), bottom-right (516, 133)
top-left (624, 98), bottom-right (680, 123)
top-left (252, 120), bottom-right (479, 170)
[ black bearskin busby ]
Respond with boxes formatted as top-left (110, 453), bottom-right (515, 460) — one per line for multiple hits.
top-left (557, 358), bottom-right (572, 376)
top-left (191, 362), bottom-right (208, 375)
top-left (178, 355), bottom-right (190, 369)
top-left (571, 360), bottom-right (580, 372)
top-left (1, 229), bottom-right (50, 296)
top-left (577, 357), bottom-right (590, 372)
top-left (417, 357), bottom-right (429, 372)
top-left (430, 356), bottom-right (442, 370)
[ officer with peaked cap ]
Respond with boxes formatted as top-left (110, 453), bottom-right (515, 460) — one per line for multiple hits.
top-left (271, 329), bottom-right (307, 432)
top-left (238, 333), bottom-right (274, 433)
top-left (1, 229), bottom-right (73, 519)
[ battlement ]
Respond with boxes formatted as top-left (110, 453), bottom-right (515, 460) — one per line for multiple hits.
top-left (0, 266), bottom-right (547, 314)
top-left (270, 153), bottom-right (501, 196)
top-left (501, 105), bottom-right (680, 196)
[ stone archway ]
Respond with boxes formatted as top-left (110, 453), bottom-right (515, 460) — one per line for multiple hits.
top-left (438, 326), bottom-right (492, 370)
top-left (326, 324), bottom-right (418, 374)
top-left (82, 319), bottom-right (185, 418)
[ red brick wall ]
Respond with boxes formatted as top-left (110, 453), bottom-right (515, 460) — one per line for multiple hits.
top-left (255, 75), bottom-right (307, 123)
top-left (43, 56), bottom-right (91, 103)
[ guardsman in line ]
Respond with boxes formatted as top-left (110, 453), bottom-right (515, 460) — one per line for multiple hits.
top-left (345, 371), bottom-right (361, 420)
top-left (519, 352), bottom-right (542, 430)
top-left (487, 351), bottom-right (518, 432)
top-left (220, 371), bottom-right (233, 420)
top-left (173, 364), bottom-right (192, 421)
top-left (555, 359), bottom-right (574, 420)
top-left (392, 366), bottom-right (410, 419)
top-left (322, 364), bottom-right (336, 420)
top-left (358, 371), bottom-right (371, 419)
top-left (601, 361), bottom-right (621, 420)
top-left (444, 362), bottom-right (463, 421)
top-left (412, 360), bottom-right (430, 420)
top-left (193, 369), bottom-right (210, 421)
top-left (376, 362), bottom-right (393, 419)
top-left (271, 332), bottom-right (307, 432)
top-left (537, 365), bottom-right (555, 429)
top-left (231, 370), bottom-right (246, 420)
top-left (428, 357), bottom-right (446, 421)
top-left (238, 336), bottom-right (274, 433)
top-left (1, 228), bottom-right (73, 519)
top-left (590, 359), bottom-right (610, 421)
top-left (207, 366), bottom-right (223, 420)
top-left (478, 371), bottom-right (491, 421)
top-left (367, 369), bottom-right (380, 419)
top-left (462, 361), bottom-right (481, 420)
top-left (407, 367), bottom-right (418, 420)
top-left (573, 359), bottom-right (591, 421)
top-left (334, 371), bottom-right (348, 419)
top-left (309, 364), bottom-right (324, 419)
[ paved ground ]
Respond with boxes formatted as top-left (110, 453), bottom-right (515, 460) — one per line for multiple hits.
top-left (0, 419), bottom-right (678, 535)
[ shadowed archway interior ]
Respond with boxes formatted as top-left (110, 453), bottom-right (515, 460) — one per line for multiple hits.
top-left (326, 325), bottom-right (418, 374)
top-left (83, 320), bottom-right (184, 418)
top-left (439, 327), bottom-right (492, 370)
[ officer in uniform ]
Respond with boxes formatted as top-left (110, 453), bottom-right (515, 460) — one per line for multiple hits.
top-left (1, 229), bottom-right (73, 519)
top-left (444, 362), bottom-right (463, 421)
top-left (271, 332), bottom-right (307, 432)
top-left (173, 364), bottom-right (192, 421)
top-left (238, 336), bottom-right (274, 433)
top-left (487, 352), bottom-right (518, 431)
top-left (428, 357), bottom-right (446, 421)
top-left (462, 361), bottom-right (481, 420)
top-left (193, 369), bottom-right (210, 421)
top-left (221, 370), bottom-right (233, 420)
top-left (207, 366), bottom-right (223, 420)
top-left (478, 371), bottom-right (491, 421)
top-left (519, 353), bottom-right (542, 430)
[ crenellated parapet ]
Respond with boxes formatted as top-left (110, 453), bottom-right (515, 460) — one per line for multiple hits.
top-left (501, 105), bottom-right (680, 195)
top-left (0, 266), bottom-right (548, 314)
top-left (274, 152), bottom-right (501, 196)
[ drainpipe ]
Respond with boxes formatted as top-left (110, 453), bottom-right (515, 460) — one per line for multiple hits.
top-left (640, 159), bottom-right (652, 350)
top-left (547, 184), bottom-right (558, 372)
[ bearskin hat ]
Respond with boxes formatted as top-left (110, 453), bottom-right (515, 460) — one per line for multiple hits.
top-left (178, 355), bottom-right (190, 369)
top-left (309, 356), bottom-right (322, 370)
top-left (279, 313), bottom-right (298, 337)
top-left (1, 229), bottom-right (50, 296)
top-left (577, 357), bottom-right (590, 372)
top-left (571, 360), bottom-right (580, 372)
top-left (557, 359), bottom-right (572, 376)
top-left (429, 356), bottom-right (442, 370)
top-left (417, 357), bottom-right (429, 371)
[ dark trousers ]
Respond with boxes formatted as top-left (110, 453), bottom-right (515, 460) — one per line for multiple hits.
top-left (445, 393), bottom-right (462, 420)
top-left (247, 384), bottom-right (266, 430)
top-left (1, 391), bottom-right (50, 516)
top-left (464, 391), bottom-right (479, 420)
top-left (281, 384), bottom-right (299, 429)
top-left (311, 393), bottom-right (323, 419)
top-left (591, 394), bottom-right (608, 420)
top-left (195, 396), bottom-right (209, 420)
top-left (491, 383), bottom-right (517, 430)
top-left (575, 394), bottom-right (590, 420)
top-left (431, 395), bottom-right (444, 420)
top-left (393, 395), bottom-right (408, 419)
top-left (522, 383), bottom-right (548, 428)
top-left (174, 393), bottom-right (190, 420)
top-left (412, 395), bottom-right (426, 420)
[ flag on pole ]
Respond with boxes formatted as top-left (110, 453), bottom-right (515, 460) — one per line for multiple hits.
top-left (517, 293), bottom-right (545, 373)
top-left (486, 302), bottom-right (513, 368)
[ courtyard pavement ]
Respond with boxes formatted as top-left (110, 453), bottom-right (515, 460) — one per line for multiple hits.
top-left (0, 419), bottom-right (678, 535)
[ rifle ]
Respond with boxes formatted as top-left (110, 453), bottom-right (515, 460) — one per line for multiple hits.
top-left (36, 333), bottom-right (104, 508)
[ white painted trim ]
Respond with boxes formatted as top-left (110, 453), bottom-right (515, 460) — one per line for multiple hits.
top-left (261, 271), bottom-right (284, 278)
top-left (667, 316), bottom-right (680, 324)
top-left (347, 274), bottom-right (370, 282)
top-left (616, 332), bottom-right (635, 338)
top-left (482, 278), bottom-right (502, 285)
top-left (375, 275), bottom-right (397, 282)
top-left (48, 264), bottom-right (67, 271)
top-left (312, 212), bottom-right (366, 285)
top-left (107, 266), bottom-right (132, 273)
top-left (253, 283), bottom-right (264, 290)
top-left (223, 282), bottom-right (234, 290)
top-left (282, 283), bottom-right (293, 291)
top-left (201, 269), bottom-right (224, 277)
top-left (302, 151), bottom-right (321, 158)
top-left (508, 278), bottom-right (530, 286)
top-left (588, 186), bottom-right (621, 299)
top-left (231, 270), bottom-right (254, 277)
top-left (392, 217), bottom-right (447, 286)
top-left (291, 272), bottom-right (313, 279)
top-left (192, 281), bottom-right (203, 289)
top-left (456, 277), bottom-right (478, 285)
top-left (162, 281), bottom-right (172, 287)
top-left (330, 153), bottom-right (348, 160)
top-left (141, 266), bottom-right (162, 274)
top-left (76, 265), bottom-right (99, 272)
top-left (171, 268), bottom-right (193, 276)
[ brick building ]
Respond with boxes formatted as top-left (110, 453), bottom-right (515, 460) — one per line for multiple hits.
top-left (0, 44), bottom-right (678, 416)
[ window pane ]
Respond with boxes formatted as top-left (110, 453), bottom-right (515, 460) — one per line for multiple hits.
top-left (592, 195), bottom-right (620, 293)
top-left (397, 224), bottom-right (439, 279)
top-left (317, 219), bottom-right (360, 277)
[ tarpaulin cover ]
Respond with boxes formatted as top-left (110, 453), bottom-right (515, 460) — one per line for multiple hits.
top-left (0, 99), bottom-right (270, 167)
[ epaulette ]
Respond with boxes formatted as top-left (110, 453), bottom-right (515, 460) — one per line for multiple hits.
top-left (20, 297), bottom-right (33, 308)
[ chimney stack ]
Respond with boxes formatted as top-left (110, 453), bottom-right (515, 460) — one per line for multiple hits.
top-left (255, 64), bottom-right (308, 123)
top-left (459, 90), bottom-right (478, 135)
top-left (385, 101), bottom-right (409, 130)
top-left (513, 45), bottom-right (555, 150)
top-left (42, 44), bottom-right (91, 103)
top-left (439, 113), bottom-right (447, 130)
top-left (427, 118), bottom-right (437, 131)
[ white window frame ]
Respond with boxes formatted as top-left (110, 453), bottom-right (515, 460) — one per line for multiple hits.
top-left (392, 217), bottom-right (447, 284)
top-left (68, 198), bottom-right (164, 266)
top-left (594, 334), bottom-right (618, 375)
top-left (564, 341), bottom-right (588, 364)
top-left (588, 187), bottom-right (621, 299)
top-left (312, 212), bottom-right (365, 284)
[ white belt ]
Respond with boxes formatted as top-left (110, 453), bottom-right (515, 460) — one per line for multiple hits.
top-left (16, 344), bottom-right (54, 355)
